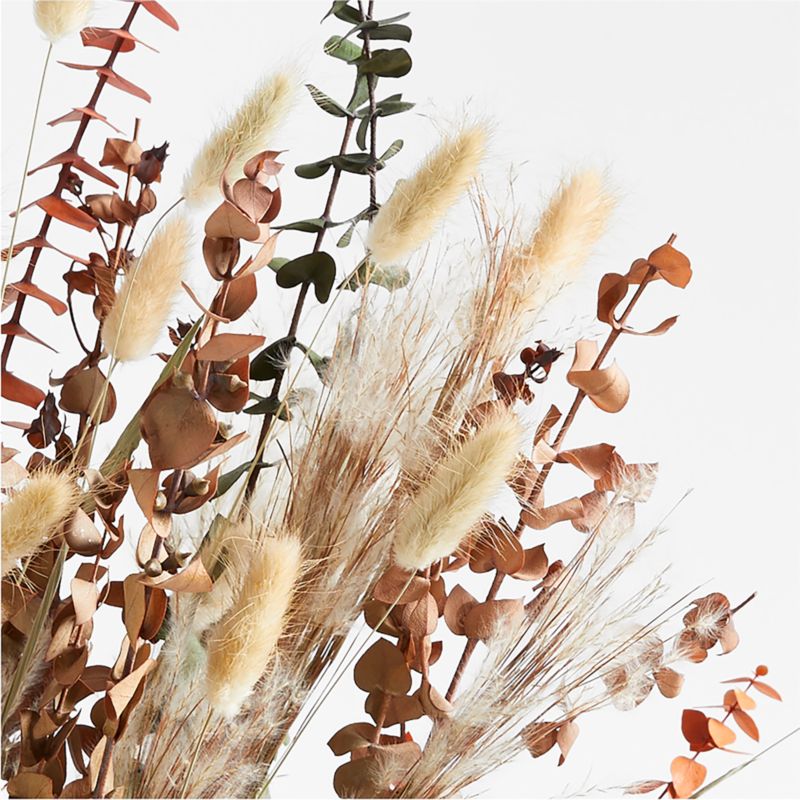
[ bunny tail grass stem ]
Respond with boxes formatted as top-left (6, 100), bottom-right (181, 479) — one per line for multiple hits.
top-left (258, 572), bottom-right (417, 798)
top-left (179, 708), bottom-right (213, 799)
top-left (1, 42), bottom-right (52, 298)
top-left (1, 1), bottom-right (140, 373)
top-left (1, 542), bottom-right (67, 730)
top-left (239, 117), bottom-right (356, 509)
top-left (445, 241), bottom-right (673, 701)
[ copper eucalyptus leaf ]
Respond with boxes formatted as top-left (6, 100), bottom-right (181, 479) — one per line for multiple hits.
top-left (354, 638), bottom-right (411, 695)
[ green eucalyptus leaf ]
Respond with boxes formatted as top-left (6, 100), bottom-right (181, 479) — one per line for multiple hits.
top-left (379, 139), bottom-right (403, 162)
top-left (274, 218), bottom-right (327, 233)
top-left (324, 34), bottom-right (362, 61)
top-left (330, 152), bottom-right (373, 174)
top-left (337, 222), bottom-right (358, 248)
top-left (357, 48), bottom-right (412, 78)
top-left (322, 1), bottom-right (363, 24)
top-left (250, 336), bottom-right (298, 382)
top-left (295, 159), bottom-right (333, 180)
top-left (305, 84), bottom-right (349, 118)
top-left (267, 257), bottom-right (289, 273)
top-left (340, 258), bottom-right (410, 292)
top-left (347, 75), bottom-right (370, 112)
top-left (306, 349), bottom-right (332, 385)
top-left (356, 115), bottom-right (370, 151)
top-left (358, 23), bottom-right (412, 42)
top-left (215, 461), bottom-right (276, 498)
top-left (276, 251), bottom-right (337, 303)
top-left (357, 94), bottom-right (415, 118)
top-left (243, 396), bottom-right (292, 420)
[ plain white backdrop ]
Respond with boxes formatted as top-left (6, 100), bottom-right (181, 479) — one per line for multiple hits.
top-left (2, 1), bottom-right (799, 798)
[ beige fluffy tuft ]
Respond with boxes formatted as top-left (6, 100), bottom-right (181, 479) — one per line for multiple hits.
top-left (525, 168), bottom-right (616, 298)
top-left (102, 213), bottom-right (191, 362)
top-left (206, 533), bottom-right (302, 719)
top-left (182, 71), bottom-right (296, 207)
top-left (367, 124), bottom-right (488, 265)
top-left (392, 408), bottom-right (522, 571)
top-left (33, 0), bottom-right (91, 43)
top-left (1, 469), bottom-right (78, 576)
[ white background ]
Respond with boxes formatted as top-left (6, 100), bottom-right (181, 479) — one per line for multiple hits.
top-left (2, 1), bottom-right (798, 798)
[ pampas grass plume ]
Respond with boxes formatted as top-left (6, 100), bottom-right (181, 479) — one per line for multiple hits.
top-left (393, 408), bottom-right (521, 571)
top-left (34, 0), bottom-right (91, 43)
top-left (102, 213), bottom-right (191, 362)
top-left (367, 124), bottom-right (488, 265)
top-left (182, 71), bottom-right (296, 207)
top-left (206, 533), bottom-right (302, 718)
top-left (1, 469), bottom-right (78, 576)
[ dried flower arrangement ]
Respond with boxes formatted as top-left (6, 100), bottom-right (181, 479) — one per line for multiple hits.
top-left (0, 2), bottom-right (788, 799)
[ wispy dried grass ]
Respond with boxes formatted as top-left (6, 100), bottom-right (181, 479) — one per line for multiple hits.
top-left (33, 0), bottom-right (91, 43)
top-left (102, 213), bottom-right (191, 362)
top-left (181, 71), bottom-right (296, 207)
top-left (1, 469), bottom-right (78, 576)
top-left (367, 124), bottom-right (488, 265)
top-left (401, 498), bottom-right (669, 798)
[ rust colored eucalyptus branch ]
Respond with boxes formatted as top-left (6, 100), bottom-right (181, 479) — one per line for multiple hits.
top-left (445, 236), bottom-right (675, 702)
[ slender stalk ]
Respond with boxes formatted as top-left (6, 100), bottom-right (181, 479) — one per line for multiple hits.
top-left (239, 117), bottom-right (356, 507)
top-left (445, 240), bottom-right (675, 701)
top-left (1, 42), bottom-right (53, 298)
top-left (2, 2), bottom-right (140, 372)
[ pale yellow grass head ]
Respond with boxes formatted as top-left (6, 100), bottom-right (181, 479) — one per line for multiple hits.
top-left (392, 407), bottom-right (522, 571)
top-left (1, 468), bottom-right (78, 576)
top-left (182, 70), bottom-right (296, 207)
top-left (102, 212), bottom-right (191, 362)
top-left (206, 533), bottom-right (302, 718)
top-left (367, 123), bottom-right (488, 265)
top-left (34, 0), bottom-right (91, 43)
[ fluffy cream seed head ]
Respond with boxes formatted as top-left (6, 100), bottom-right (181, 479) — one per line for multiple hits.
top-left (206, 534), bottom-right (302, 719)
top-left (181, 71), bottom-right (296, 207)
top-left (33, 0), bottom-right (91, 43)
top-left (528, 169), bottom-right (616, 289)
top-left (102, 213), bottom-right (191, 362)
top-left (392, 408), bottom-right (522, 571)
top-left (367, 124), bottom-right (488, 266)
top-left (1, 469), bottom-right (78, 576)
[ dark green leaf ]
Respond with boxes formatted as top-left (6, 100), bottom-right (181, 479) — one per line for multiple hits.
top-left (276, 251), bottom-right (337, 303)
top-left (357, 94), bottom-right (415, 118)
top-left (274, 218), bottom-right (327, 233)
top-left (324, 34), bottom-right (362, 61)
top-left (322, 1), bottom-right (363, 24)
top-left (330, 153), bottom-right (373, 174)
top-left (306, 349), bottom-right (332, 385)
top-left (356, 115), bottom-right (370, 151)
top-left (358, 23), bottom-right (412, 42)
top-left (347, 75), bottom-right (370, 112)
top-left (214, 461), bottom-right (276, 498)
top-left (357, 48), bottom-right (412, 78)
top-left (243, 396), bottom-right (291, 420)
top-left (250, 336), bottom-right (298, 382)
top-left (305, 83), bottom-right (349, 117)
top-left (295, 159), bottom-right (333, 180)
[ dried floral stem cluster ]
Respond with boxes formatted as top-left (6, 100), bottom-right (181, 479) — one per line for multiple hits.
top-left (0, 2), bottom-right (776, 800)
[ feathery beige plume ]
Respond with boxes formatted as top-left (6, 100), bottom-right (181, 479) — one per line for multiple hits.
top-left (392, 408), bottom-right (521, 571)
top-left (526, 168), bottom-right (616, 294)
top-left (181, 71), bottom-right (295, 207)
top-left (367, 124), bottom-right (488, 265)
top-left (33, 0), bottom-right (91, 43)
top-left (1, 469), bottom-right (78, 576)
top-left (102, 213), bottom-right (191, 362)
top-left (206, 533), bottom-right (302, 718)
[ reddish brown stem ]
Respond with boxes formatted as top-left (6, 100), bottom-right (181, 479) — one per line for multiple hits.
top-left (445, 239), bottom-right (675, 702)
top-left (3, 3), bottom-right (140, 374)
